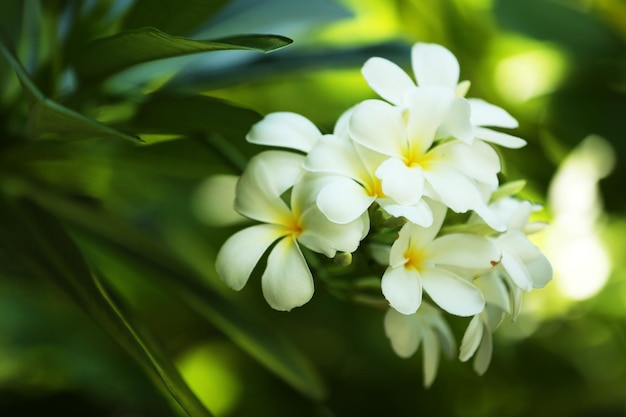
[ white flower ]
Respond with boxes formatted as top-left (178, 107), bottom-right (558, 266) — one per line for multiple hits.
top-left (489, 198), bottom-right (553, 291)
top-left (303, 107), bottom-right (435, 227)
top-left (381, 204), bottom-right (499, 316)
top-left (384, 303), bottom-right (455, 387)
top-left (215, 150), bottom-right (367, 311)
top-left (361, 42), bottom-right (526, 148)
top-left (246, 111), bottom-right (322, 153)
top-left (348, 92), bottom-right (505, 230)
top-left (459, 272), bottom-right (511, 375)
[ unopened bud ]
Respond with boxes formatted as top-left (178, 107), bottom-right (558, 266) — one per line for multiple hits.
top-left (334, 252), bottom-right (352, 267)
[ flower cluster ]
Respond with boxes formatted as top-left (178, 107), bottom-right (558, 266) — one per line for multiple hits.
top-left (214, 43), bottom-right (552, 385)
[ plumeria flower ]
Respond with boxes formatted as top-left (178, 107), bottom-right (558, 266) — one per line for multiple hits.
top-left (215, 150), bottom-right (367, 311)
top-left (459, 271), bottom-right (512, 375)
top-left (381, 203), bottom-right (500, 316)
top-left (488, 197), bottom-right (553, 291)
top-left (384, 302), bottom-right (455, 387)
top-left (246, 111), bottom-right (322, 153)
top-left (361, 42), bottom-right (527, 149)
top-left (458, 197), bottom-right (553, 373)
top-left (348, 91), bottom-right (505, 230)
top-left (304, 107), bottom-right (435, 227)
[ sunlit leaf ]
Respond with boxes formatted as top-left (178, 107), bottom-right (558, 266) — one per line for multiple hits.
top-left (0, 194), bottom-right (214, 417)
top-left (0, 40), bottom-right (140, 142)
top-left (74, 27), bottom-right (292, 83)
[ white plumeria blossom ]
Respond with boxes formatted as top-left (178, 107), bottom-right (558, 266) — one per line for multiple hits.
top-left (381, 204), bottom-right (500, 316)
top-left (216, 150), bottom-right (367, 311)
top-left (348, 94), bottom-right (505, 230)
top-left (246, 111), bottom-right (321, 153)
top-left (384, 303), bottom-right (455, 387)
top-left (210, 42), bottom-right (554, 386)
top-left (305, 107), bottom-right (437, 226)
top-left (361, 42), bottom-right (527, 149)
top-left (489, 197), bottom-right (553, 291)
top-left (458, 197), bottom-right (553, 374)
top-left (459, 271), bottom-right (512, 375)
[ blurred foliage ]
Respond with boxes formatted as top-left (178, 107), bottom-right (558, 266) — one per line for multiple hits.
top-left (0, 0), bottom-right (625, 416)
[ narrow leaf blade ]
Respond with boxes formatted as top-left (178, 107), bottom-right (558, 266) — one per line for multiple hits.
top-left (0, 194), bottom-right (214, 417)
top-left (74, 27), bottom-right (293, 82)
top-left (0, 40), bottom-right (141, 142)
top-left (11, 179), bottom-right (327, 401)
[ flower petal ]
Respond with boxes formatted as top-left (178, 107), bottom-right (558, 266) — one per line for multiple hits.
top-left (298, 204), bottom-right (367, 257)
top-left (378, 198), bottom-right (434, 228)
top-left (438, 97), bottom-right (474, 144)
top-left (421, 267), bottom-right (485, 316)
top-left (423, 302), bottom-right (456, 359)
top-left (459, 315), bottom-right (483, 362)
top-left (411, 43), bottom-right (460, 89)
top-left (425, 164), bottom-right (504, 230)
top-left (382, 266), bottom-right (423, 315)
top-left (304, 134), bottom-right (369, 181)
top-left (389, 222), bottom-right (413, 268)
top-left (474, 127), bottom-right (527, 149)
top-left (262, 236), bottom-right (314, 311)
top-left (526, 252), bottom-right (553, 289)
top-left (376, 158), bottom-right (425, 205)
top-left (468, 98), bottom-right (518, 128)
top-left (472, 324), bottom-right (493, 375)
top-left (424, 163), bottom-right (486, 213)
top-left (333, 106), bottom-right (355, 139)
top-left (475, 272), bottom-right (511, 313)
top-left (421, 327), bottom-right (441, 388)
top-left (246, 112), bottom-right (321, 152)
top-left (317, 177), bottom-right (375, 224)
top-left (404, 86), bottom-right (455, 154)
top-left (349, 99), bottom-right (407, 157)
top-left (235, 151), bottom-right (304, 223)
top-left (362, 57), bottom-right (416, 105)
top-left (216, 224), bottom-right (287, 291)
top-left (384, 308), bottom-right (422, 358)
top-left (425, 234), bottom-right (500, 269)
top-left (500, 247), bottom-right (533, 291)
top-left (428, 140), bottom-right (500, 187)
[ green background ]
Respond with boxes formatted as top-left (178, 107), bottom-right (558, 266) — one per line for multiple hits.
top-left (0, 0), bottom-right (625, 416)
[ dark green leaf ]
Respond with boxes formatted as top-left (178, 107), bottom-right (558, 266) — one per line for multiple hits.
top-left (0, 40), bottom-right (140, 142)
top-left (130, 94), bottom-right (261, 139)
top-left (127, 94), bottom-right (262, 171)
top-left (0, 193), bottom-right (214, 417)
top-left (123, 0), bottom-right (230, 36)
top-left (74, 27), bottom-right (292, 83)
top-left (9, 179), bottom-right (327, 402)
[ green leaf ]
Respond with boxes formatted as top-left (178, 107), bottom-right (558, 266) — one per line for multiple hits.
top-left (0, 39), bottom-right (140, 142)
top-left (7, 179), bottom-right (327, 402)
top-left (127, 94), bottom-right (263, 171)
top-left (123, 0), bottom-right (231, 36)
top-left (74, 27), bottom-right (293, 83)
top-left (130, 94), bottom-right (261, 139)
top-left (0, 194), bottom-right (214, 417)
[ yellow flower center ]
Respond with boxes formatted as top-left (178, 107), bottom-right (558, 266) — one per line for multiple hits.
top-left (364, 176), bottom-right (385, 198)
top-left (403, 146), bottom-right (432, 169)
top-left (285, 213), bottom-right (303, 238)
top-left (404, 244), bottom-right (425, 273)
